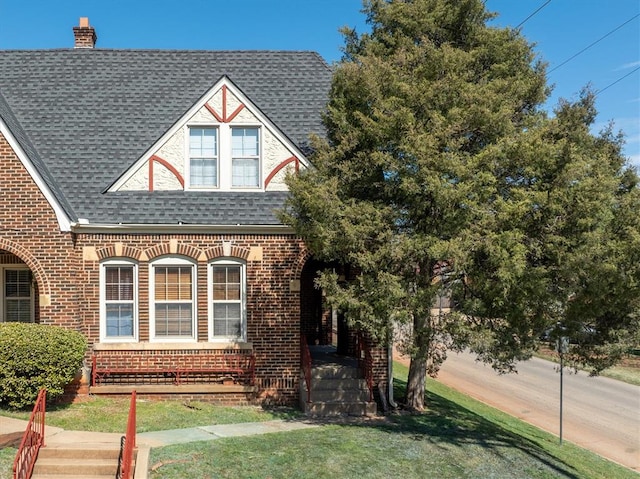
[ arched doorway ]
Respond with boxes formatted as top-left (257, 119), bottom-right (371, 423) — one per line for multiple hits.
top-left (299, 258), bottom-right (355, 356)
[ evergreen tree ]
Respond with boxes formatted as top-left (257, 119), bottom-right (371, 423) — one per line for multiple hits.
top-left (281, 0), bottom-right (640, 410)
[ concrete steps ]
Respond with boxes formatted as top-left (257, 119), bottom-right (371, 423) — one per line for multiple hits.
top-left (301, 363), bottom-right (376, 417)
top-left (31, 444), bottom-right (134, 479)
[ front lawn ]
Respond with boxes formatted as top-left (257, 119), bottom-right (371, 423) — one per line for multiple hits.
top-left (1, 363), bottom-right (636, 479)
top-left (0, 397), bottom-right (300, 433)
top-left (148, 363), bottom-right (636, 479)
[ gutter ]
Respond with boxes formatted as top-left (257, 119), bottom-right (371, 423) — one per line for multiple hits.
top-left (69, 221), bottom-right (296, 235)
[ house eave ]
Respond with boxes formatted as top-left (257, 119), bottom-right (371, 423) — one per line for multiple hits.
top-left (69, 222), bottom-right (296, 235)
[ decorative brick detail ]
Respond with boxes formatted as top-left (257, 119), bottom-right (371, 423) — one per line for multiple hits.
top-left (96, 244), bottom-right (144, 261)
top-left (0, 237), bottom-right (52, 298)
top-left (144, 242), bottom-right (203, 261)
top-left (204, 244), bottom-right (250, 261)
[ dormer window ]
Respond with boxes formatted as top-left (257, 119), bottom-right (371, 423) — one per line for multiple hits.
top-left (232, 127), bottom-right (260, 188)
top-left (189, 127), bottom-right (218, 188)
top-left (186, 124), bottom-right (261, 191)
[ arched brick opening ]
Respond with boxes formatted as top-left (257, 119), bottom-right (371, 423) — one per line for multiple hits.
top-left (0, 238), bottom-right (51, 324)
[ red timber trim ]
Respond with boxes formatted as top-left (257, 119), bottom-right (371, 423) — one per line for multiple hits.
top-left (264, 156), bottom-right (300, 189)
top-left (148, 155), bottom-right (184, 192)
top-left (204, 85), bottom-right (245, 123)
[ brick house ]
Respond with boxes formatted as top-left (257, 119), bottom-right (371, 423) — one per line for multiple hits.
top-left (0, 19), bottom-right (389, 410)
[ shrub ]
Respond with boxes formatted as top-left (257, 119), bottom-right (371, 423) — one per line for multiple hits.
top-left (0, 323), bottom-right (86, 409)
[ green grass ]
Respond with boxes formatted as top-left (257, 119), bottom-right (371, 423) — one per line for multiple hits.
top-left (534, 350), bottom-right (640, 386)
top-left (0, 448), bottom-right (14, 479)
top-left (1, 365), bottom-right (636, 479)
top-left (147, 363), bottom-right (638, 479)
top-left (0, 398), bottom-right (301, 433)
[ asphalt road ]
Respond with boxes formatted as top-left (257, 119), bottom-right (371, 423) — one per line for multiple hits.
top-left (428, 350), bottom-right (640, 471)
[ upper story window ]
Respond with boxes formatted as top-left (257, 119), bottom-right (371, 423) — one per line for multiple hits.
top-left (209, 259), bottom-right (246, 341)
top-left (150, 257), bottom-right (196, 341)
top-left (100, 260), bottom-right (137, 341)
top-left (189, 127), bottom-right (218, 188)
top-left (1, 268), bottom-right (33, 323)
top-left (232, 127), bottom-right (260, 188)
top-left (187, 125), bottom-right (261, 191)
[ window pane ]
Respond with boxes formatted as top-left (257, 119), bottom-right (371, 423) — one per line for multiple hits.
top-left (155, 304), bottom-right (192, 336)
top-left (190, 128), bottom-right (217, 156)
top-left (190, 158), bottom-right (217, 186)
top-left (232, 158), bottom-right (259, 187)
top-left (232, 128), bottom-right (259, 157)
top-left (190, 128), bottom-right (218, 187)
top-left (104, 265), bottom-right (135, 337)
top-left (213, 304), bottom-right (241, 337)
top-left (6, 299), bottom-right (31, 322)
top-left (106, 304), bottom-right (133, 337)
top-left (213, 284), bottom-right (226, 300)
top-left (155, 266), bottom-right (192, 301)
top-left (105, 266), bottom-right (134, 301)
top-left (5, 270), bottom-right (31, 299)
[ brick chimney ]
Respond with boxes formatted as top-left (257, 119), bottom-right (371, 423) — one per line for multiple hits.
top-left (73, 17), bottom-right (97, 48)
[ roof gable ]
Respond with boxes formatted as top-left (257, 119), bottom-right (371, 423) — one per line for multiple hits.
top-left (0, 50), bottom-right (331, 227)
top-left (109, 76), bottom-right (310, 193)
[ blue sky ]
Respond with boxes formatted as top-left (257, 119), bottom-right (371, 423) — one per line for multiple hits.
top-left (1, 0), bottom-right (638, 165)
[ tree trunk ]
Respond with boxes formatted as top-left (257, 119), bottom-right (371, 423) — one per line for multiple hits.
top-left (406, 355), bottom-right (427, 410)
top-left (405, 310), bottom-right (430, 410)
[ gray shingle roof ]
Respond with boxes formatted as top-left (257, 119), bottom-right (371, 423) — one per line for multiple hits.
top-left (0, 49), bottom-right (331, 225)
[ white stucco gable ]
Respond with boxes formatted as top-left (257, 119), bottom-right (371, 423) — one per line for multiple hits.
top-left (109, 76), bottom-right (309, 193)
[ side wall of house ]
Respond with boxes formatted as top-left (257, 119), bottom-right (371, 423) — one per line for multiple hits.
top-left (0, 133), bottom-right (80, 329)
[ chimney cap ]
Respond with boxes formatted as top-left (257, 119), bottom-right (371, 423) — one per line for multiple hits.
top-left (79, 17), bottom-right (89, 28)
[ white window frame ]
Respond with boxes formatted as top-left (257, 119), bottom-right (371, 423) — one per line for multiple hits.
top-left (186, 124), bottom-right (262, 192)
top-left (231, 126), bottom-right (261, 189)
top-left (186, 126), bottom-right (219, 190)
top-left (0, 266), bottom-right (34, 323)
top-left (208, 258), bottom-right (247, 342)
top-left (99, 259), bottom-right (138, 343)
top-left (149, 256), bottom-right (197, 342)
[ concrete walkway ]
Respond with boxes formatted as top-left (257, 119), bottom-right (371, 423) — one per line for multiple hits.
top-left (1, 415), bottom-right (321, 479)
top-left (0, 415), bottom-right (320, 447)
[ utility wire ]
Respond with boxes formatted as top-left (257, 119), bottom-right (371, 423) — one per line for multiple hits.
top-left (549, 13), bottom-right (640, 73)
top-left (595, 65), bottom-right (640, 96)
top-left (515, 0), bottom-right (552, 29)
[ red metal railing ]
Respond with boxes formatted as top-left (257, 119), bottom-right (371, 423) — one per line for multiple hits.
top-left (117, 391), bottom-right (136, 479)
top-left (13, 388), bottom-right (46, 479)
top-left (357, 334), bottom-right (374, 402)
top-left (300, 335), bottom-right (312, 403)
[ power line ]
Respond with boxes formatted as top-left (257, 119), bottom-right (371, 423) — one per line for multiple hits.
top-left (595, 65), bottom-right (640, 96)
top-left (516, 1), bottom-right (552, 29)
top-left (549, 14), bottom-right (640, 73)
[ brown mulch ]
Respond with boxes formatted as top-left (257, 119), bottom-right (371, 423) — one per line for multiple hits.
top-left (0, 431), bottom-right (23, 448)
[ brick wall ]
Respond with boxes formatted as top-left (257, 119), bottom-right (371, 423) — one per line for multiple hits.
top-left (1, 131), bottom-right (388, 407)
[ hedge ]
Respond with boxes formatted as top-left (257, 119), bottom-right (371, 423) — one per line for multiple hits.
top-left (0, 322), bottom-right (87, 409)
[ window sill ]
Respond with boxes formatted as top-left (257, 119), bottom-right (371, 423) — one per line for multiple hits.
top-left (93, 341), bottom-right (253, 351)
